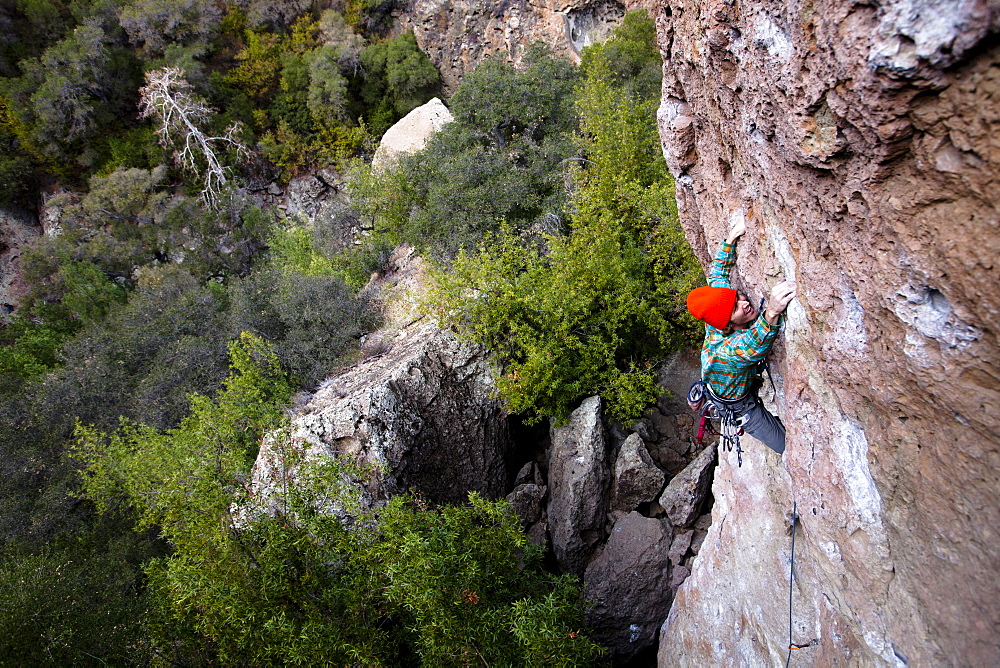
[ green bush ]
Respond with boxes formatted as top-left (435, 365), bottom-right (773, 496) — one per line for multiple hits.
top-left (373, 493), bottom-right (603, 665)
top-left (427, 12), bottom-right (702, 424)
top-left (355, 30), bottom-right (440, 137)
top-left (349, 43), bottom-right (578, 260)
top-left (0, 514), bottom-right (163, 665)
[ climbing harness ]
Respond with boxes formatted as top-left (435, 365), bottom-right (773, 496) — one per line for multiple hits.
top-left (687, 380), bottom-right (746, 466)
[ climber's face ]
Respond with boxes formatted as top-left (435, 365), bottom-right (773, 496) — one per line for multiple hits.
top-left (730, 292), bottom-right (756, 328)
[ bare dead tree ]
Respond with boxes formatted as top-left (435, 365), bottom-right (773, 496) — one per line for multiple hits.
top-left (139, 66), bottom-right (249, 209)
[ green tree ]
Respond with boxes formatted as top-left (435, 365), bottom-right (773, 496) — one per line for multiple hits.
top-left (350, 43), bottom-right (578, 258)
top-left (119, 0), bottom-right (222, 56)
top-left (356, 30), bottom-right (439, 136)
top-left (373, 493), bottom-right (603, 665)
top-left (306, 44), bottom-right (350, 127)
top-left (3, 23), bottom-right (142, 166)
top-left (427, 12), bottom-right (702, 424)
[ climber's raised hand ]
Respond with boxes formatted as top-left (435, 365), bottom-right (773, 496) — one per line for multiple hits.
top-left (765, 280), bottom-right (797, 324)
top-left (727, 218), bottom-right (746, 244)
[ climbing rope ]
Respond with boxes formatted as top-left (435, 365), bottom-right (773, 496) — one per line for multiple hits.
top-left (785, 501), bottom-right (799, 667)
top-left (784, 501), bottom-right (818, 665)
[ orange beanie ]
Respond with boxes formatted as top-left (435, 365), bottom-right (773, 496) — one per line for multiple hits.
top-left (687, 286), bottom-right (737, 330)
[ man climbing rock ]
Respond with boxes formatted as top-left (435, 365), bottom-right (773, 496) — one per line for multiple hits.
top-left (686, 218), bottom-right (796, 455)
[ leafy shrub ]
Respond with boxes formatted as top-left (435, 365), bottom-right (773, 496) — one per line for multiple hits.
top-left (427, 12), bottom-right (702, 424)
top-left (355, 30), bottom-right (440, 137)
top-left (349, 43), bottom-right (578, 260)
top-left (73, 340), bottom-right (601, 663)
top-left (0, 514), bottom-right (163, 664)
top-left (373, 493), bottom-right (603, 665)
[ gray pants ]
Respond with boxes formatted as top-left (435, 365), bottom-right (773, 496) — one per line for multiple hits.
top-left (713, 392), bottom-right (786, 455)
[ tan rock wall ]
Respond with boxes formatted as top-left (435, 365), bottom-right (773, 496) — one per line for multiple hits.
top-left (654, 0), bottom-right (1000, 665)
top-left (398, 0), bottom-right (645, 92)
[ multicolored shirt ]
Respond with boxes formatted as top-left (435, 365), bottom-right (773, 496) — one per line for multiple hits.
top-left (701, 241), bottom-right (781, 399)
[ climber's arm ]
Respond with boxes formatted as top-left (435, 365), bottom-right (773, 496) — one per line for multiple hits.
top-left (718, 316), bottom-right (781, 365)
top-left (707, 218), bottom-right (747, 288)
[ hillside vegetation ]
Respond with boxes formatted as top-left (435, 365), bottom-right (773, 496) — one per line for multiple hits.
top-left (0, 7), bottom-right (701, 663)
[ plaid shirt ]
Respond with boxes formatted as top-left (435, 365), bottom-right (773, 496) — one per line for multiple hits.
top-left (701, 241), bottom-right (781, 399)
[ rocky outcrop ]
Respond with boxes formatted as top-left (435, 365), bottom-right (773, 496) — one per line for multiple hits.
top-left (610, 432), bottom-right (665, 515)
top-left (0, 207), bottom-right (40, 315)
top-left (372, 97), bottom-right (453, 168)
top-left (584, 512), bottom-right (674, 660)
top-left (546, 395), bottom-right (610, 575)
top-left (398, 0), bottom-right (635, 93)
top-left (657, 443), bottom-right (714, 529)
top-left (654, 0), bottom-right (1000, 664)
top-left (250, 247), bottom-right (512, 508)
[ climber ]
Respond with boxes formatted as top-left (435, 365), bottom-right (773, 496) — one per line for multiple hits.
top-left (685, 218), bottom-right (796, 456)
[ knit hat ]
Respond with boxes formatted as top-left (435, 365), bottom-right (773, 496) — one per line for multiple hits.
top-left (687, 286), bottom-right (737, 330)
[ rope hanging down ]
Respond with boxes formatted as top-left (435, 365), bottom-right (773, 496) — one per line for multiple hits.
top-left (784, 501), bottom-right (817, 666)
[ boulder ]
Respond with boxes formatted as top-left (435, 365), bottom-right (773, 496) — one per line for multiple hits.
top-left (546, 395), bottom-right (609, 576)
top-left (505, 483), bottom-right (547, 525)
top-left (611, 433), bottom-right (666, 513)
top-left (249, 248), bottom-right (511, 510)
top-left (658, 444), bottom-right (716, 528)
top-left (584, 512), bottom-right (674, 660)
top-left (372, 97), bottom-right (453, 169)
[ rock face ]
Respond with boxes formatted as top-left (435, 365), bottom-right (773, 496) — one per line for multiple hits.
top-left (546, 395), bottom-right (610, 575)
top-left (654, 0), bottom-right (1000, 665)
top-left (0, 207), bottom-right (40, 314)
top-left (250, 248), bottom-right (511, 507)
top-left (398, 0), bottom-right (636, 93)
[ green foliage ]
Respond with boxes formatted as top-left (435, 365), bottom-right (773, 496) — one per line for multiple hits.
top-left (229, 226), bottom-right (380, 386)
top-left (374, 493), bottom-right (603, 665)
top-left (449, 42), bottom-right (580, 145)
top-left (356, 30), bottom-right (440, 137)
top-left (266, 221), bottom-right (338, 277)
top-left (3, 24), bottom-right (143, 167)
top-left (431, 223), bottom-right (668, 424)
top-left (578, 10), bottom-right (661, 100)
top-left (0, 514), bottom-right (162, 664)
top-left (0, 251), bottom-right (127, 386)
top-left (119, 0), bottom-right (222, 56)
top-left (306, 44), bottom-right (350, 127)
top-left (73, 332), bottom-right (291, 523)
top-left (427, 12), bottom-right (701, 424)
top-left (350, 43), bottom-right (577, 259)
top-left (0, 319), bottom-right (70, 382)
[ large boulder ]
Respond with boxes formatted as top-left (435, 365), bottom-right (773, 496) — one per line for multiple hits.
top-left (372, 97), bottom-right (453, 169)
top-left (584, 512), bottom-right (674, 660)
top-left (655, 0), bottom-right (1000, 664)
top-left (610, 433), bottom-right (666, 514)
top-left (657, 443), bottom-right (716, 528)
top-left (249, 248), bottom-right (511, 509)
top-left (546, 395), bottom-right (610, 576)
